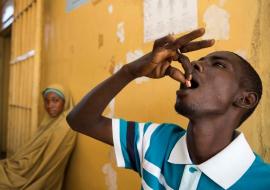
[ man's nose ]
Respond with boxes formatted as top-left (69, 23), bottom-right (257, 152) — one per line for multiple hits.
top-left (192, 61), bottom-right (204, 72)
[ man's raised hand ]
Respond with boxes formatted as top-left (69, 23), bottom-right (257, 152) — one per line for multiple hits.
top-left (124, 28), bottom-right (215, 84)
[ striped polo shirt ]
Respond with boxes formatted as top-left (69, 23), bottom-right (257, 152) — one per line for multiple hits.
top-left (112, 118), bottom-right (270, 190)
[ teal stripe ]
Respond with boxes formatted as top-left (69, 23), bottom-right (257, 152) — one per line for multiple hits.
top-left (119, 119), bottom-right (132, 168)
top-left (144, 122), bottom-right (153, 133)
top-left (142, 169), bottom-right (166, 190)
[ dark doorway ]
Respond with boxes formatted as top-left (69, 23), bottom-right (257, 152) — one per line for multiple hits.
top-left (0, 26), bottom-right (11, 159)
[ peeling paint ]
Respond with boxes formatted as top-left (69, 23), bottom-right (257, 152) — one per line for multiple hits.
top-left (116, 22), bottom-right (125, 43)
top-left (102, 148), bottom-right (118, 190)
top-left (109, 147), bottom-right (117, 164)
top-left (126, 50), bottom-right (150, 84)
top-left (126, 50), bottom-right (144, 63)
top-left (203, 5), bottom-right (230, 40)
top-left (102, 163), bottom-right (117, 190)
top-left (108, 4), bottom-right (113, 14)
top-left (113, 63), bottom-right (123, 74)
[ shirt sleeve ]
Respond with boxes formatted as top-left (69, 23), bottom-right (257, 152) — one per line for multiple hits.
top-left (112, 118), bottom-right (158, 175)
top-left (112, 118), bottom-right (185, 176)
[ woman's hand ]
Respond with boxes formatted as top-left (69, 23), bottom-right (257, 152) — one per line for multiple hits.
top-left (124, 28), bottom-right (215, 84)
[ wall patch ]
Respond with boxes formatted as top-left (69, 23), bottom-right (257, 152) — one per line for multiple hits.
top-left (144, 0), bottom-right (198, 42)
top-left (116, 22), bottom-right (125, 43)
top-left (203, 5), bottom-right (230, 40)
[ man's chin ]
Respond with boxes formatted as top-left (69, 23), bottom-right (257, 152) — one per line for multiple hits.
top-left (174, 102), bottom-right (197, 118)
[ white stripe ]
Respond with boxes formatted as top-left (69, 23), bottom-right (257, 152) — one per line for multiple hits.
top-left (143, 123), bottom-right (159, 158)
top-left (112, 119), bottom-right (125, 167)
top-left (143, 159), bottom-right (173, 190)
top-left (137, 123), bottom-right (144, 174)
top-left (142, 178), bottom-right (153, 190)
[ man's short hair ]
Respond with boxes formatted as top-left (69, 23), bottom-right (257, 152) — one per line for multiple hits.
top-left (232, 52), bottom-right (263, 125)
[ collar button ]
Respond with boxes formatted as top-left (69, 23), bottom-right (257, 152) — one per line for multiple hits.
top-left (189, 166), bottom-right (197, 173)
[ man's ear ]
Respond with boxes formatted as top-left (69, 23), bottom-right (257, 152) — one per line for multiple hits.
top-left (234, 91), bottom-right (259, 109)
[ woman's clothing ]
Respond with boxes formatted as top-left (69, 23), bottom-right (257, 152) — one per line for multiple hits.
top-left (0, 84), bottom-right (77, 190)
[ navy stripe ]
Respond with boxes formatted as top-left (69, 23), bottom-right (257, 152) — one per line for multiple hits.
top-left (127, 121), bottom-right (137, 171)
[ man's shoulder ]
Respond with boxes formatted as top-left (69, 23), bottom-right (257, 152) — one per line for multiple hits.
top-left (251, 154), bottom-right (270, 173)
top-left (237, 154), bottom-right (270, 188)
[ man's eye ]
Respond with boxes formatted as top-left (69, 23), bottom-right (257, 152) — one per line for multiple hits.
top-left (213, 62), bottom-right (225, 69)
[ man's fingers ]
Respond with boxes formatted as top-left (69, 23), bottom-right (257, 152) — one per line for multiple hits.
top-left (180, 39), bottom-right (215, 53)
top-left (165, 66), bottom-right (186, 83)
top-left (178, 53), bottom-right (192, 80)
top-left (172, 28), bottom-right (205, 49)
top-left (160, 61), bottom-right (171, 76)
top-left (152, 48), bottom-right (176, 64)
top-left (153, 34), bottom-right (175, 50)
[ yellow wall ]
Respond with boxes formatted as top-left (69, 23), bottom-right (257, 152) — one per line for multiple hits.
top-left (41, 0), bottom-right (270, 189)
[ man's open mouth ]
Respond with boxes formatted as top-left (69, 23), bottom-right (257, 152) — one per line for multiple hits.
top-left (190, 79), bottom-right (199, 89)
top-left (180, 78), bottom-right (200, 90)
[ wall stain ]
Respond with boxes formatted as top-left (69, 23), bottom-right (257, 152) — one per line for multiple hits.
top-left (98, 33), bottom-right (104, 48)
top-left (92, 0), bottom-right (102, 6)
top-left (108, 56), bottom-right (116, 74)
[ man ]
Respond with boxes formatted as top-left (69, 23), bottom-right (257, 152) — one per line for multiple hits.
top-left (67, 28), bottom-right (270, 189)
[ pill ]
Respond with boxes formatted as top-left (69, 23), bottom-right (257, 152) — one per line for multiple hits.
top-left (185, 80), bottom-right (191, 88)
top-left (177, 48), bottom-right (181, 55)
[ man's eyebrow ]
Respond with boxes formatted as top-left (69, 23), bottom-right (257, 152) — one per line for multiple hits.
top-left (199, 55), bottom-right (231, 64)
top-left (210, 55), bottom-right (230, 62)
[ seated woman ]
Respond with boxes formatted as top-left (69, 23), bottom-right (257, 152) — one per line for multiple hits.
top-left (0, 84), bottom-right (77, 190)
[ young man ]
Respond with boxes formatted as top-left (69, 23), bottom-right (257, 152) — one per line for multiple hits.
top-left (67, 28), bottom-right (270, 189)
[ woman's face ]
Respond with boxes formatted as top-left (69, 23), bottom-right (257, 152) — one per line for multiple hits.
top-left (43, 92), bottom-right (65, 117)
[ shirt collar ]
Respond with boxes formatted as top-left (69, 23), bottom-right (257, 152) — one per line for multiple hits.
top-left (168, 132), bottom-right (255, 189)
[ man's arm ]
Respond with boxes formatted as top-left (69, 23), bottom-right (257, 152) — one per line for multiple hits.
top-left (66, 28), bottom-right (214, 145)
top-left (67, 66), bottom-right (135, 145)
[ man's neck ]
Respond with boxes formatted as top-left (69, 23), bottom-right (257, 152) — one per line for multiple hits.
top-left (186, 116), bottom-right (237, 164)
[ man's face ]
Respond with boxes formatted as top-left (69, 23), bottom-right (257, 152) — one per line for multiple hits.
top-left (175, 51), bottom-right (242, 118)
top-left (44, 92), bottom-right (65, 117)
